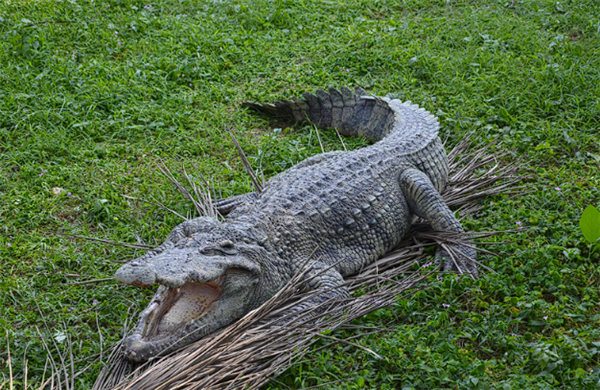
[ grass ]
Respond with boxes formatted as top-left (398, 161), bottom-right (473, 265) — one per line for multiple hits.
top-left (0, 0), bottom-right (599, 388)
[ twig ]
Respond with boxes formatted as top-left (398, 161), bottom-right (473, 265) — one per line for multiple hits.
top-left (182, 166), bottom-right (220, 219)
top-left (311, 332), bottom-right (382, 359)
top-left (335, 129), bottom-right (348, 151)
top-left (229, 130), bottom-right (263, 193)
top-left (32, 292), bottom-right (70, 390)
top-left (270, 378), bottom-right (293, 389)
top-left (5, 330), bottom-right (12, 390)
top-left (125, 193), bottom-right (188, 221)
top-left (69, 333), bottom-right (75, 390)
top-left (96, 312), bottom-right (104, 371)
top-left (58, 232), bottom-right (153, 250)
top-left (71, 277), bottom-right (114, 286)
top-left (22, 358), bottom-right (27, 390)
top-left (312, 123), bottom-right (325, 154)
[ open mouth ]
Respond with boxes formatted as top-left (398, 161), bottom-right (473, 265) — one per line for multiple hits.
top-left (119, 259), bottom-right (259, 362)
top-left (140, 277), bottom-right (222, 341)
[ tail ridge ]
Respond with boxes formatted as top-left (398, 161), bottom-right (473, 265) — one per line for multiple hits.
top-left (243, 87), bottom-right (438, 145)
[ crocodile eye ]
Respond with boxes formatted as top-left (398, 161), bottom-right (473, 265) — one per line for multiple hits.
top-left (200, 240), bottom-right (236, 256)
top-left (219, 240), bottom-right (234, 249)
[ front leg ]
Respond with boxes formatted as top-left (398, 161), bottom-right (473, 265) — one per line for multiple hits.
top-left (278, 261), bottom-right (349, 322)
top-left (398, 169), bottom-right (478, 277)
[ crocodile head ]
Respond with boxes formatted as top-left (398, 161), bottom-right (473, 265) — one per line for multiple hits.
top-left (115, 218), bottom-right (268, 362)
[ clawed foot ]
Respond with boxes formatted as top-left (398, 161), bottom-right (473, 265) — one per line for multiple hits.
top-left (436, 245), bottom-right (478, 278)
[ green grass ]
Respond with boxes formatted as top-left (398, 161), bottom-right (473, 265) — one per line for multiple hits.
top-left (1, 0), bottom-right (600, 388)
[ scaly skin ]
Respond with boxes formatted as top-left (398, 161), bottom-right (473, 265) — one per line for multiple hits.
top-left (115, 87), bottom-right (476, 362)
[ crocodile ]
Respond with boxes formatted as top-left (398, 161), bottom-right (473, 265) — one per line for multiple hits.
top-left (115, 87), bottom-right (477, 362)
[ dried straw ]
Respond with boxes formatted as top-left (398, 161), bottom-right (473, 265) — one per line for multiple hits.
top-left (76, 139), bottom-right (523, 390)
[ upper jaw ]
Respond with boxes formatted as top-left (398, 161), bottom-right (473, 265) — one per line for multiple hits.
top-left (115, 248), bottom-right (231, 288)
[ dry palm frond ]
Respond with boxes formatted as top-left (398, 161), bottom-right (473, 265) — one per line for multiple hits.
top-left (156, 162), bottom-right (222, 219)
top-left (81, 139), bottom-right (524, 390)
top-left (230, 129), bottom-right (263, 193)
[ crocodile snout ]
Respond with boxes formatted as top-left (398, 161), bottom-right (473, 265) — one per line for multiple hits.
top-left (115, 261), bottom-right (156, 287)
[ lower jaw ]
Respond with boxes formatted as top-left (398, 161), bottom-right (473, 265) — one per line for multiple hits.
top-left (123, 284), bottom-right (221, 362)
top-left (124, 322), bottom-right (204, 362)
top-left (122, 335), bottom-right (160, 363)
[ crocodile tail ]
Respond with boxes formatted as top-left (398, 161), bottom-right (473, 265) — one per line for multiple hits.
top-left (242, 86), bottom-right (398, 142)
